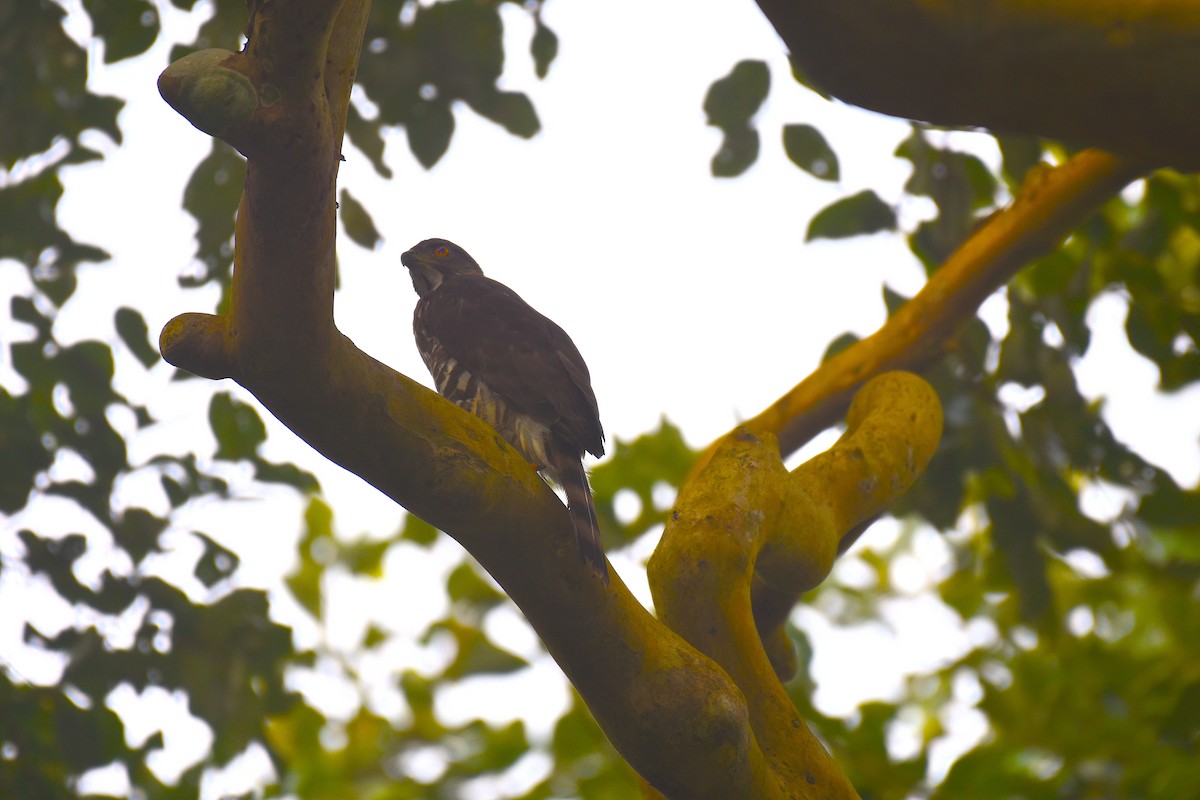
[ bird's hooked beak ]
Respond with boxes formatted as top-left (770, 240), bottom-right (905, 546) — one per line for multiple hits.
top-left (401, 250), bottom-right (443, 296)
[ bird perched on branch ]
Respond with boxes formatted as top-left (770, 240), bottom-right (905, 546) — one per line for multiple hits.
top-left (401, 238), bottom-right (608, 584)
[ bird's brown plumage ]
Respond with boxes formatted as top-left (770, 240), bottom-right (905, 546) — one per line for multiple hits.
top-left (401, 238), bottom-right (608, 583)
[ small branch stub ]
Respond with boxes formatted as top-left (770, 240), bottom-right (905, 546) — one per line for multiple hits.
top-left (158, 49), bottom-right (258, 143)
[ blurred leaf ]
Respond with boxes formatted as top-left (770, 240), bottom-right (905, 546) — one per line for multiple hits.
top-left (446, 561), bottom-right (505, 611)
top-left (449, 719), bottom-right (529, 777)
top-left (399, 514), bottom-right (439, 547)
top-left (996, 134), bottom-right (1045, 189)
top-left (0, 679), bottom-right (127, 790)
top-left (704, 60), bottom-right (769, 177)
top-left (531, 16), bottom-right (558, 79)
top-left (339, 188), bottom-right (382, 250)
top-left (209, 392), bottom-right (266, 461)
top-left (10, 295), bottom-right (49, 331)
top-left (82, 0), bottom-right (160, 63)
top-left (362, 624), bottom-right (388, 649)
top-left (194, 532), bottom-right (240, 586)
top-left (58, 341), bottom-right (116, 417)
top-left (168, 0), bottom-right (248, 61)
top-left (426, 618), bottom-right (527, 680)
top-left (806, 190), bottom-right (897, 241)
top-left (19, 531), bottom-right (90, 604)
top-left (821, 332), bottom-right (860, 363)
top-left (113, 507), bottom-right (167, 563)
top-left (148, 585), bottom-right (298, 764)
top-left (181, 141), bottom-right (244, 292)
top-left (471, 90), bottom-right (539, 139)
top-left (590, 418), bottom-right (696, 545)
top-left (340, 536), bottom-right (391, 577)
top-left (551, 695), bottom-right (606, 762)
top-left (0, 1), bottom-right (123, 167)
top-left (114, 306), bottom-right (160, 368)
top-left (406, 98), bottom-right (455, 169)
top-left (711, 126), bottom-right (760, 178)
top-left (358, 0), bottom-right (539, 167)
top-left (252, 458), bottom-right (319, 493)
top-left (704, 60), bottom-right (770, 130)
top-left (783, 123), bottom-right (839, 181)
top-left (345, 102), bottom-right (393, 178)
top-left (0, 391), bottom-right (54, 512)
top-left (898, 127), bottom-right (998, 270)
top-left (286, 498), bottom-right (334, 619)
top-left (0, 171), bottom-right (108, 288)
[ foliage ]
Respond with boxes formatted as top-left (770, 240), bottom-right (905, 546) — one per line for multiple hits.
top-left (2, 2), bottom-right (1198, 799)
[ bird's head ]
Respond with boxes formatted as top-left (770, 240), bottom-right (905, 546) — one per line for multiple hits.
top-left (401, 238), bottom-right (484, 296)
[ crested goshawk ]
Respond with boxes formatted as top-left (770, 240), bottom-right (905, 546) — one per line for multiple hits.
top-left (401, 238), bottom-right (608, 584)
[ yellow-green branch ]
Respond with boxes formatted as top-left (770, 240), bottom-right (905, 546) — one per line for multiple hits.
top-left (743, 149), bottom-right (1149, 459)
top-left (650, 372), bottom-right (941, 798)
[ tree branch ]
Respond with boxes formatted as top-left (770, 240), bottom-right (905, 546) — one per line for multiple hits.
top-left (741, 149), bottom-right (1149, 461)
top-left (648, 373), bottom-right (940, 798)
top-left (153, 3), bottom-right (795, 795)
top-left (755, 0), bottom-right (1200, 168)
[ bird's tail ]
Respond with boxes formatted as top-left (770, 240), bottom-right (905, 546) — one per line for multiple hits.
top-left (555, 453), bottom-right (609, 585)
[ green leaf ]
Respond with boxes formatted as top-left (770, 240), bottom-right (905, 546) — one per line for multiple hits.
top-left (114, 306), bottom-right (160, 368)
top-left (996, 134), bottom-right (1045, 188)
top-left (711, 127), bottom-right (760, 178)
top-left (426, 619), bottom-right (528, 680)
top-left (407, 99), bottom-right (455, 169)
top-left (168, 0), bottom-right (249, 61)
top-left (820, 332), bottom-right (860, 363)
top-left (0, 1), bottom-right (124, 167)
top-left (806, 190), bottom-right (897, 241)
top-left (113, 507), bottom-right (167, 563)
top-left (10, 295), bottom-right (48, 330)
top-left (209, 392), bottom-right (266, 460)
top-left (362, 624), bottom-right (388, 649)
top-left (286, 498), bottom-right (335, 618)
top-left (783, 124), bottom-right (839, 181)
top-left (704, 60), bottom-right (770, 178)
top-left (251, 458), bottom-right (320, 493)
top-left (338, 189), bottom-right (382, 250)
top-left (551, 696), bottom-right (606, 762)
top-left (531, 17), bottom-right (558, 79)
top-left (82, 0), bottom-right (160, 63)
top-left (181, 141), bottom-right (244, 291)
top-left (590, 419), bottom-right (696, 545)
top-left (446, 561), bottom-right (505, 610)
top-left (471, 90), bottom-right (539, 139)
top-left (897, 127), bottom-right (998, 270)
top-left (340, 537), bottom-right (391, 577)
top-left (399, 514), bottom-right (439, 547)
top-left (345, 102), bottom-right (393, 179)
top-left (58, 341), bottom-right (117, 417)
top-left (194, 532), bottom-right (239, 586)
top-left (0, 392), bottom-right (54, 512)
top-left (882, 285), bottom-right (910, 317)
top-left (19, 531), bottom-right (90, 604)
top-left (704, 60), bottom-right (770, 130)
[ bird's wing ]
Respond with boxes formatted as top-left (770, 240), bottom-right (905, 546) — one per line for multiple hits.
top-left (418, 276), bottom-right (604, 455)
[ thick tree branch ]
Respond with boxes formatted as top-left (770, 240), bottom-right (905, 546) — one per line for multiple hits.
top-left (154, 3), bottom-right (786, 796)
top-left (756, 0), bottom-right (1200, 168)
top-left (742, 149), bottom-right (1149, 460)
top-left (648, 372), bottom-right (940, 798)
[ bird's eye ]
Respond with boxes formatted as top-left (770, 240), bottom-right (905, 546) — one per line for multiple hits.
top-left (434, 245), bottom-right (450, 257)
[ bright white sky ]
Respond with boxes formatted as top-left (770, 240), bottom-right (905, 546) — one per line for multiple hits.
top-left (3, 0), bottom-right (1200, 797)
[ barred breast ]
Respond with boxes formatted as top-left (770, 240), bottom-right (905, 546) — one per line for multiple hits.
top-left (416, 323), bottom-right (557, 480)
